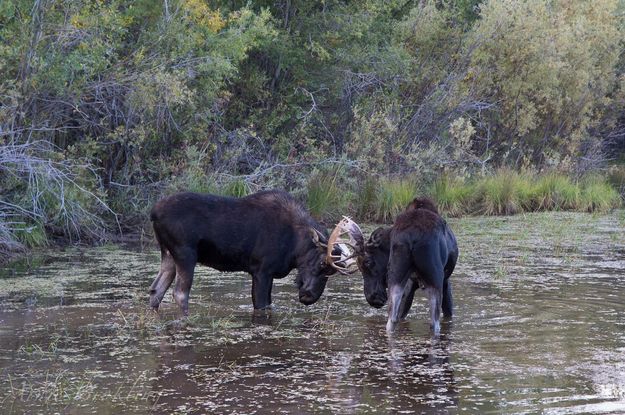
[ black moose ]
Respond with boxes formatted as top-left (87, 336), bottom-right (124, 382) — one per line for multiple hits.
top-left (330, 198), bottom-right (458, 335)
top-left (148, 190), bottom-right (345, 315)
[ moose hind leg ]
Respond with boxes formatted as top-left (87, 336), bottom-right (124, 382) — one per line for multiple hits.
top-left (442, 278), bottom-right (453, 318)
top-left (172, 249), bottom-right (197, 316)
top-left (398, 279), bottom-right (417, 320)
top-left (149, 250), bottom-right (176, 310)
top-left (442, 250), bottom-right (456, 318)
top-left (426, 286), bottom-right (443, 335)
top-left (386, 244), bottom-right (412, 333)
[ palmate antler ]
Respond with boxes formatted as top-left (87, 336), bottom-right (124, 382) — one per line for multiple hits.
top-left (326, 216), bottom-right (364, 275)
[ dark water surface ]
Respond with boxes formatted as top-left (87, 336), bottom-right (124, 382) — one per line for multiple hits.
top-left (1, 212), bottom-right (624, 414)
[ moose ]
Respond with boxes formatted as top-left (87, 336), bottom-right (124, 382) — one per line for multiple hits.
top-left (327, 198), bottom-right (458, 335)
top-left (148, 190), bottom-right (347, 315)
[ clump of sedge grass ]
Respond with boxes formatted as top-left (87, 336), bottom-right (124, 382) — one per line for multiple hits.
top-left (579, 175), bottom-right (621, 212)
top-left (375, 178), bottom-right (417, 223)
top-left (476, 169), bottom-right (530, 215)
top-left (607, 165), bottom-right (625, 196)
top-left (221, 179), bottom-right (250, 197)
top-left (530, 173), bottom-right (579, 211)
top-left (11, 222), bottom-right (48, 248)
top-left (428, 174), bottom-right (473, 216)
top-left (353, 176), bottom-right (379, 221)
top-left (437, 170), bottom-right (621, 216)
top-left (306, 168), bottom-right (349, 222)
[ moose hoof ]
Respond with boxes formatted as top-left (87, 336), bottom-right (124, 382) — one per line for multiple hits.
top-left (431, 321), bottom-right (441, 336)
top-left (149, 296), bottom-right (161, 310)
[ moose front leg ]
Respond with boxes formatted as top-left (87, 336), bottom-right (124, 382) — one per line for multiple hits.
top-left (386, 243), bottom-right (412, 333)
top-left (252, 272), bottom-right (273, 310)
top-left (386, 282), bottom-right (408, 332)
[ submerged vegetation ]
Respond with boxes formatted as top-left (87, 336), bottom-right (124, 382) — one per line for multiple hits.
top-left (1, 0), bottom-right (625, 260)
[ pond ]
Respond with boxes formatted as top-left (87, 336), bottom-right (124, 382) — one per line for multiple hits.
top-left (1, 211), bottom-right (625, 414)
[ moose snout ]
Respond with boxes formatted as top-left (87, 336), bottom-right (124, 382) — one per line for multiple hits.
top-left (299, 291), bottom-right (318, 305)
top-left (367, 293), bottom-right (387, 308)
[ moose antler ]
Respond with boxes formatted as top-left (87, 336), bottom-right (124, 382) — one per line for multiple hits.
top-left (326, 216), bottom-right (364, 275)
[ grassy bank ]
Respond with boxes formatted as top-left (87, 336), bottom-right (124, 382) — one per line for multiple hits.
top-left (307, 170), bottom-right (622, 223)
top-left (1, 157), bottom-right (622, 264)
top-left (427, 171), bottom-right (621, 217)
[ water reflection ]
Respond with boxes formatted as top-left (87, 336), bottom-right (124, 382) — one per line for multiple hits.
top-left (143, 315), bottom-right (458, 414)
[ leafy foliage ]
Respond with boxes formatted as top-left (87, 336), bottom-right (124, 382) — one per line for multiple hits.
top-left (467, 0), bottom-right (624, 165)
top-left (1, 0), bottom-right (624, 257)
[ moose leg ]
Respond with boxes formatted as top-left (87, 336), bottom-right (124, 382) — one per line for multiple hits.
top-left (426, 286), bottom-right (443, 335)
top-left (252, 272), bottom-right (273, 310)
top-left (172, 248), bottom-right (197, 316)
top-left (386, 282), bottom-right (408, 332)
top-left (386, 243), bottom-right (412, 333)
top-left (149, 249), bottom-right (176, 310)
top-left (442, 252), bottom-right (456, 318)
top-left (442, 278), bottom-right (453, 318)
top-left (398, 278), bottom-right (417, 320)
top-left (420, 264), bottom-right (444, 334)
top-left (412, 242), bottom-right (445, 335)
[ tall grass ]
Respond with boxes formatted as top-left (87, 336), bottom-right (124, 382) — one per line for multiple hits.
top-left (353, 176), bottom-right (379, 220)
top-left (1, 141), bottom-right (115, 262)
top-left (303, 170), bottom-right (621, 223)
top-left (578, 175), bottom-right (621, 212)
top-left (374, 178), bottom-right (417, 223)
top-left (607, 165), bottom-right (625, 197)
top-left (429, 175), bottom-right (473, 216)
top-left (306, 168), bottom-right (350, 222)
top-left (308, 175), bottom-right (416, 223)
top-left (425, 170), bottom-right (621, 217)
top-left (530, 173), bottom-right (580, 211)
top-left (476, 170), bottom-right (535, 215)
top-left (221, 179), bottom-right (251, 197)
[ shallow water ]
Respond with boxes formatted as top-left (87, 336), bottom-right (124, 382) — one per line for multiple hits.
top-left (1, 211), bottom-right (625, 414)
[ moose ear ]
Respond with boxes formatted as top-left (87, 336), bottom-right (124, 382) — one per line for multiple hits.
top-left (366, 227), bottom-right (387, 249)
top-left (310, 227), bottom-right (328, 249)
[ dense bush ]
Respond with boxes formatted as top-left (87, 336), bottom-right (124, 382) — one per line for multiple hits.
top-left (1, 0), bottom-right (624, 259)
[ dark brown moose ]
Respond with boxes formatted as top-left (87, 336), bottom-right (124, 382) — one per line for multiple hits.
top-left (148, 190), bottom-right (346, 315)
top-left (328, 198), bottom-right (458, 335)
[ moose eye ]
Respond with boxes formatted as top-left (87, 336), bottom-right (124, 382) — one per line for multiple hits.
top-left (364, 258), bottom-right (374, 268)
